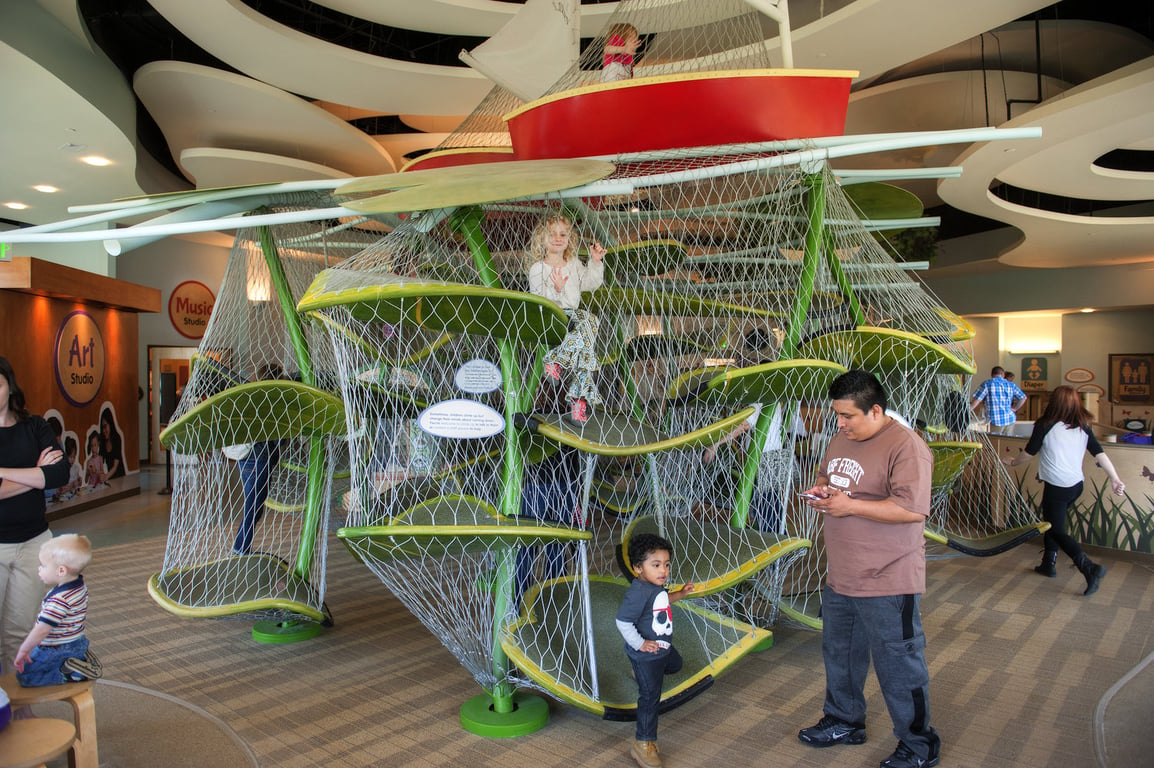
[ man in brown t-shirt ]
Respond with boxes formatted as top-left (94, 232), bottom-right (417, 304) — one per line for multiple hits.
top-left (797, 370), bottom-right (941, 768)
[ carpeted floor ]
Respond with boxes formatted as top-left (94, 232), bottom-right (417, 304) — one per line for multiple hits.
top-left (63, 535), bottom-right (1154, 767)
top-left (1095, 648), bottom-right (1154, 768)
top-left (36, 680), bottom-right (257, 768)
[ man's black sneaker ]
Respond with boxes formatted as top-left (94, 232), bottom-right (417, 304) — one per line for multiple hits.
top-left (798, 715), bottom-right (866, 747)
top-left (879, 740), bottom-right (940, 768)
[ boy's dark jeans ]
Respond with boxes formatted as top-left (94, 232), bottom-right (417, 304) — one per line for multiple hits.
top-left (628, 645), bottom-right (683, 741)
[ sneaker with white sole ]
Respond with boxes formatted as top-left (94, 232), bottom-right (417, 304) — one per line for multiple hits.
top-left (61, 649), bottom-right (103, 681)
top-left (798, 714), bottom-right (866, 747)
top-left (879, 739), bottom-right (940, 768)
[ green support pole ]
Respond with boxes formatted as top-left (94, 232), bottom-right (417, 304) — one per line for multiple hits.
top-left (252, 224), bottom-right (325, 643)
top-left (781, 171), bottom-right (827, 359)
top-left (450, 207), bottom-right (548, 736)
top-left (450, 208), bottom-right (525, 525)
top-left (488, 544), bottom-right (518, 712)
top-left (822, 240), bottom-right (866, 328)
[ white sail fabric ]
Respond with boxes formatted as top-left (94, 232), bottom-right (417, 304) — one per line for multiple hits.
top-left (458, 0), bottom-right (579, 102)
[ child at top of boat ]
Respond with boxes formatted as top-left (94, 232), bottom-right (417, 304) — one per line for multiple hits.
top-left (601, 23), bottom-right (641, 83)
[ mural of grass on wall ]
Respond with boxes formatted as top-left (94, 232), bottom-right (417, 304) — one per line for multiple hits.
top-left (1014, 474), bottom-right (1154, 554)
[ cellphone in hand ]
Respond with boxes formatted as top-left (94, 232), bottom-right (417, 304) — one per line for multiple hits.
top-left (797, 492), bottom-right (822, 501)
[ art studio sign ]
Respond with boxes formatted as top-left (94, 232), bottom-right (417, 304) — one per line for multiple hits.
top-left (54, 310), bottom-right (104, 406)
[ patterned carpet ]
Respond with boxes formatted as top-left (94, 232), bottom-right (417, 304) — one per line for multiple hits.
top-left (79, 535), bottom-right (1154, 767)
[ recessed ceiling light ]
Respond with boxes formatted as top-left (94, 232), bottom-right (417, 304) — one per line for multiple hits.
top-left (4, 202), bottom-right (29, 210)
top-left (1080, 308), bottom-right (1095, 313)
top-left (80, 155), bottom-right (112, 167)
top-left (33, 184), bottom-right (59, 193)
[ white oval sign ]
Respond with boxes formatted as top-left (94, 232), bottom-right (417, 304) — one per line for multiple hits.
top-left (1064, 367), bottom-right (1094, 384)
top-left (454, 359), bottom-right (503, 394)
top-left (418, 399), bottom-right (505, 439)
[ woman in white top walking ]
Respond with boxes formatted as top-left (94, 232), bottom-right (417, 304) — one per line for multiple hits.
top-left (1004, 385), bottom-right (1125, 595)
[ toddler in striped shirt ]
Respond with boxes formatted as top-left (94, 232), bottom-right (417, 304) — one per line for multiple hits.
top-left (14, 533), bottom-right (102, 686)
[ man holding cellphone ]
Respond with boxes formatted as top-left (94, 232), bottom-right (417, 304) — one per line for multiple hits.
top-left (796, 370), bottom-right (940, 768)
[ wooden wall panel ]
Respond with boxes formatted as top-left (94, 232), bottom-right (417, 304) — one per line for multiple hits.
top-left (0, 291), bottom-right (141, 473)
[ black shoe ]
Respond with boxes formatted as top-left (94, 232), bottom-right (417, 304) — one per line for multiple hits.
top-left (1034, 550), bottom-right (1058, 577)
top-left (798, 715), bottom-right (866, 747)
top-left (1083, 563), bottom-right (1106, 596)
top-left (880, 740), bottom-right (940, 768)
top-left (61, 649), bottom-right (103, 681)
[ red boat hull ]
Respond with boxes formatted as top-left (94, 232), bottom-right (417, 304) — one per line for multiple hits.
top-left (504, 69), bottom-right (856, 160)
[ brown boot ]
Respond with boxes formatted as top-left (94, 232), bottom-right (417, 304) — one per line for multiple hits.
top-left (631, 739), bottom-right (663, 768)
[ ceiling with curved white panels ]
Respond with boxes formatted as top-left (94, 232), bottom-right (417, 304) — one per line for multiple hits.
top-left (2, 0), bottom-right (1153, 304)
top-left (179, 147), bottom-right (353, 189)
top-left (133, 61), bottom-right (396, 180)
top-left (939, 57), bottom-right (1154, 269)
top-left (311, 0), bottom-right (621, 37)
top-left (146, 0), bottom-right (494, 114)
top-left (373, 134), bottom-right (452, 171)
top-left (836, 69), bottom-right (1072, 207)
top-left (991, 60), bottom-right (1154, 201)
top-left (0, 31), bottom-right (144, 223)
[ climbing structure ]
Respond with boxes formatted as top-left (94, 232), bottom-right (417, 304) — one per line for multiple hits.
top-left (277, 0), bottom-right (1051, 735)
top-left (0, 0), bottom-right (1021, 738)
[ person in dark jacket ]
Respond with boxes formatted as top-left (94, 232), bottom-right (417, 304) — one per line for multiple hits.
top-left (0, 356), bottom-right (69, 670)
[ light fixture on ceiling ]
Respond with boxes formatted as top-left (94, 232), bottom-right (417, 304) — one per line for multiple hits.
top-left (33, 184), bottom-right (59, 193)
top-left (1080, 308), bottom-right (1095, 313)
top-left (1007, 348), bottom-right (1060, 356)
top-left (4, 202), bottom-right (29, 210)
top-left (80, 155), bottom-right (112, 167)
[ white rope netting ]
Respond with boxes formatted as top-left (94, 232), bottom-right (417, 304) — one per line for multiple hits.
top-left (300, 132), bottom-right (1041, 705)
top-left (154, 199), bottom-right (378, 623)
top-left (150, 0), bottom-right (1043, 719)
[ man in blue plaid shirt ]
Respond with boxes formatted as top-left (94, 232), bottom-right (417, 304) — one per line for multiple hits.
top-left (970, 366), bottom-right (1027, 434)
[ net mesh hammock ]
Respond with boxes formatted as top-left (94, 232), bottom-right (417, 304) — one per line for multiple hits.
top-left (152, 197), bottom-right (378, 624)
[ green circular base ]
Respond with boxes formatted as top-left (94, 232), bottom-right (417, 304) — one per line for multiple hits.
top-left (252, 618), bottom-right (324, 644)
top-left (459, 692), bottom-right (549, 738)
top-left (751, 634), bottom-right (775, 652)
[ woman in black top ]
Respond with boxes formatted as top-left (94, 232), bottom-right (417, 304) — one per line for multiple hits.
top-left (0, 356), bottom-right (69, 668)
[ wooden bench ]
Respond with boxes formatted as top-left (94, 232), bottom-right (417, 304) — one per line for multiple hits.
top-left (0, 717), bottom-right (75, 768)
top-left (0, 673), bottom-right (96, 768)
